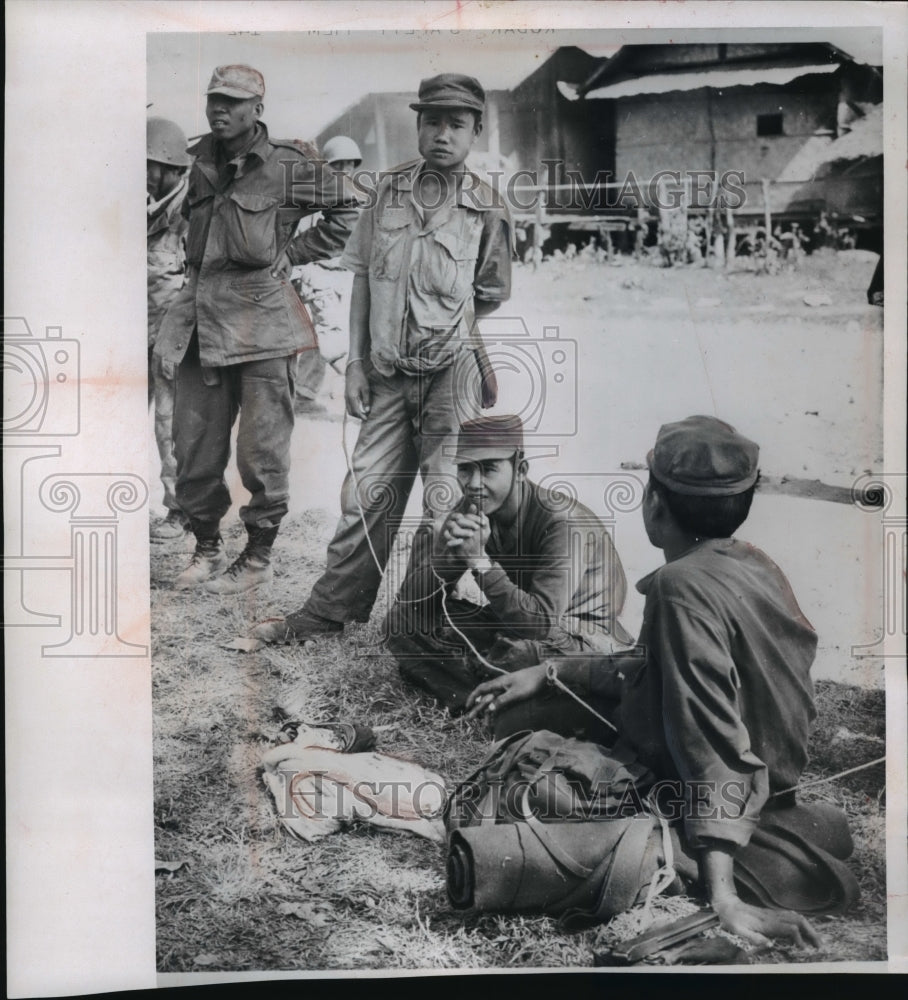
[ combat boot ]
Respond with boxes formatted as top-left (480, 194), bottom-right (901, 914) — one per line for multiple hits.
top-left (174, 535), bottom-right (229, 590)
top-left (204, 525), bottom-right (277, 595)
top-left (151, 508), bottom-right (190, 541)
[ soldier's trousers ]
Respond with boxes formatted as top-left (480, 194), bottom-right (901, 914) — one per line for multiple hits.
top-left (303, 351), bottom-right (481, 624)
top-left (172, 334), bottom-right (296, 532)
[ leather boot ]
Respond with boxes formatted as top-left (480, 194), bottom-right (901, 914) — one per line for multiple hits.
top-left (174, 529), bottom-right (229, 590)
top-left (204, 525), bottom-right (277, 595)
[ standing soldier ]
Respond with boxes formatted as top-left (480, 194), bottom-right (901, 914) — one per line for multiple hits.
top-left (147, 117), bottom-right (191, 541)
top-left (252, 73), bottom-right (512, 645)
top-left (154, 65), bottom-right (359, 593)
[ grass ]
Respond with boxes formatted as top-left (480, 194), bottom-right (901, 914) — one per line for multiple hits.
top-left (151, 508), bottom-right (888, 972)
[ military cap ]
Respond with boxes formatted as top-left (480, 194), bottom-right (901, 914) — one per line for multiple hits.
top-left (206, 65), bottom-right (265, 100)
top-left (648, 415), bottom-right (760, 496)
top-left (409, 73), bottom-right (485, 114)
top-left (454, 415), bottom-right (524, 463)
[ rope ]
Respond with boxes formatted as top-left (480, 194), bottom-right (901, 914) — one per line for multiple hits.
top-left (545, 662), bottom-right (617, 733)
top-left (641, 798), bottom-right (678, 922)
top-left (770, 755), bottom-right (886, 797)
top-left (340, 412), bottom-right (499, 627)
top-left (341, 410), bottom-right (384, 576)
top-left (341, 415), bottom-right (885, 803)
top-left (433, 565), bottom-right (507, 677)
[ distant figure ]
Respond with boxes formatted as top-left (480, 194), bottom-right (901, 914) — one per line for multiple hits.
top-left (867, 252), bottom-right (883, 306)
top-left (293, 135), bottom-right (365, 412)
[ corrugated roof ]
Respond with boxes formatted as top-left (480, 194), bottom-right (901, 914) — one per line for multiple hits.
top-left (573, 62), bottom-right (838, 99)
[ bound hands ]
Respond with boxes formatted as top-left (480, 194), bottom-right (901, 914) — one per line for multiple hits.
top-left (464, 662), bottom-right (550, 720)
top-left (711, 894), bottom-right (821, 950)
top-left (345, 360), bottom-right (371, 419)
top-left (439, 504), bottom-right (491, 567)
top-left (703, 843), bottom-right (821, 950)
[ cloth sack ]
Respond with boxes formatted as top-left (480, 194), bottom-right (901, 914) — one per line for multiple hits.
top-left (263, 725), bottom-right (446, 843)
top-left (444, 730), bottom-right (860, 925)
top-left (444, 730), bottom-right (672, 926)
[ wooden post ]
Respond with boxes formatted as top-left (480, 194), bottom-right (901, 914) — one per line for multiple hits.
top-left (761, 177), bottom-right (772, 238)
top-left (533, 188), bottom-right (546, 271)
top-left (725, 206), bottom-right (736, 270)
top-left (704, 204), bottom-right (713, 268)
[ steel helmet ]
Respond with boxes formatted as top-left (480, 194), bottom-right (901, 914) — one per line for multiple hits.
top-left (321, 135), bottom-right (363, 167)
top-left (147, 117), bottom-right (191, 168)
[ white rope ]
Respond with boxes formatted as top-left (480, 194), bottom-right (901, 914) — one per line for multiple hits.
top-left (341, 411), bottom-right (496, 628)
top-left (341, 410), bottom-right (384, 576)
top-left (433, 565), bottom-right (507, 677)
top-left (641, 803), bottom-right (678, 922)
top-left (770, 755), bottom-right (886, 797)
top-left (545, 662), bottom-right (617, 733)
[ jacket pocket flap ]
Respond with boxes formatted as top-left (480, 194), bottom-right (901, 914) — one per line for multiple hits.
top-left (229, 192), bottom-right (280, 213)
top-left (434, 230), bottom-right (475, 260)
top-left (377, 207), bottom-right (411, 231)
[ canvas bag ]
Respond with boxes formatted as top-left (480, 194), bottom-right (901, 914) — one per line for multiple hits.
top-left (443, 730), bottom-right (860, 925)
top-left (444, 730), bottom-right (676, 927)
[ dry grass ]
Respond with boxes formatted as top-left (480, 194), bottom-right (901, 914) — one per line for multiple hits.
top-left (152, 508), bottom-right (888, 973)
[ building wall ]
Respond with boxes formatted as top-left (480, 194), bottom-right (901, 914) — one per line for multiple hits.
top-left (614, 81), bottom-right (837, 185)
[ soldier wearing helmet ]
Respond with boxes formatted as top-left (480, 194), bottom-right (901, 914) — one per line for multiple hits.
top-left (321, 135), bottom-right (363, 172)
top-left (147, 117), bottom-right (192, 540)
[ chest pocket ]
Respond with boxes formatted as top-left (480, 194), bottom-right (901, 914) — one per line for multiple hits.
top-left (425, 228), bottom-right (480, 300)
top-left (222, 192), bottom-right (279, 268)
top-left (371, 208), bottom-right (410, 282)
top-left (184, 190), bottom-right (213, 266)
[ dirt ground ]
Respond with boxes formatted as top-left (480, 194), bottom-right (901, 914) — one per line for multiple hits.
top-left (151, 248), bottom-right (888, 973)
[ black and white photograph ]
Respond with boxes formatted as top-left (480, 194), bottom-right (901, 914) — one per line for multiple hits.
top-left (5, 1), bottom-right (907, 993)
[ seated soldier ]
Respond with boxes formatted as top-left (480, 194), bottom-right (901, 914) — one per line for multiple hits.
top-left (386, 414), bottom-right (632, 715)
top-left (466, 415), bottom-right (840, 947)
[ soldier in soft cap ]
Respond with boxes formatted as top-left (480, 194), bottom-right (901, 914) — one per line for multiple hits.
top-left (154, 65), bottom-right (359, 594)
top-left (469, 415), bottom-right (844, 949)
top-left (252, 73), bottom-right (512, 644)
top-left (385, 415), bottom-right (631, 713)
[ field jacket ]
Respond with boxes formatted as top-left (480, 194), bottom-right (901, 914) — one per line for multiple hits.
top-left (155, 123), bottom-right (360, 367)
top-left (147, 176), bottom-right (188, 345)
top-left (340, 158), bottom-right (512, 376)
